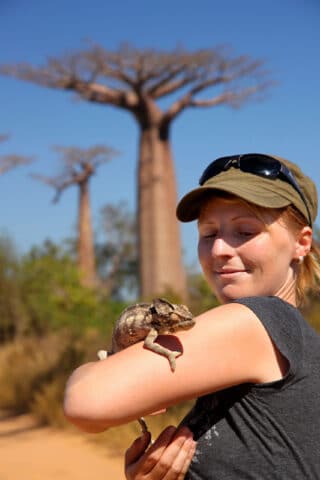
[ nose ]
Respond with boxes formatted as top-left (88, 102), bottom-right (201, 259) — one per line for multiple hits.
top-left (210, 236), bottom-right (234, 258)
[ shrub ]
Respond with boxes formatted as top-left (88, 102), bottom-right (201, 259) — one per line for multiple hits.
top-left (0, 331), bottom-right (86, 416)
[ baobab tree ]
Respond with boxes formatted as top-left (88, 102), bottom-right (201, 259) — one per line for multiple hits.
top-left (0, 133), bottom-right (33, 175)
top-left (32, 145), bottom-right (118, 288)
top-left (0, 44), bottom-right (272, 299)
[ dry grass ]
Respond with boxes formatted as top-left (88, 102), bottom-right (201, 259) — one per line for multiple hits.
top-left (90, 401), bottom-right (194, 454)
top-left (30, 377), bottom-right (69, 427)
top-left (0, 331), bottom-right (88, 422)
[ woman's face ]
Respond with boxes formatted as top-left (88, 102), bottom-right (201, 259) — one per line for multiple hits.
top-left (197, 196), bottom-right (301, 305)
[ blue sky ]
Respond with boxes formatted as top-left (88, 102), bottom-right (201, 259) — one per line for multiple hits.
top-left (0, 0), bottom-right (319, 267)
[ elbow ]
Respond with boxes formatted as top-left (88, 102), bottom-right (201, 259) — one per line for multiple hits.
top-left (63, 389), bottom-right (112, 433)
top-left (63, 366), bottom-right (114, 433)
top-left (63, 388), bottom-right (91, 432)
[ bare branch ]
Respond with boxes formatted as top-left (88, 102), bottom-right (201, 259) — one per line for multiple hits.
top-left (30, 173), bottom-right (71, 203)
top-left (0, 132), bottom-right (34, 175)
top-left (0, 55), bottom-right (138, 109)
top-left (0, 154), bottom-right (33, 175)
top-left (164, 56), bottom-right (271, 120)
top-left (189, 82), bottom-right (274, 108)
top-left (149, 72), bottom-right (196, 99)
top-left (84, 45), bottom-right (138, 87)
top-left (189, 92), bottom-right (233, 108)
top-left (32, 144), bottom-right (119, 203)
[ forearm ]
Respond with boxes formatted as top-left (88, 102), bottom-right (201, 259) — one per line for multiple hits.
top-left (63, 344), bottom-right (180, 432)
top-left (64, 362), bottom-right (111, 432)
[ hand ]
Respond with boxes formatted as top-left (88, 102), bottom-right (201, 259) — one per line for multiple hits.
top-left (125, 425), bottom-right (196, 479)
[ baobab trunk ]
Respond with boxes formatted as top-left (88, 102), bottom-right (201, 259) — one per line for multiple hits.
top-left (78, 181), bottom-right (97, 288)
top-left (137, 126), bottom-right (187, 300)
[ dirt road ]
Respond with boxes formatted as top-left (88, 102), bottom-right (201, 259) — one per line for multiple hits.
top-left (0, 413), bottom-right (125, 480)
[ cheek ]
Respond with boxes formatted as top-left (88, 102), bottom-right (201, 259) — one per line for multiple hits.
top-left (244, 234), bottom-right (294, 272)
top-left (198, 239), bottom-right (212, 267)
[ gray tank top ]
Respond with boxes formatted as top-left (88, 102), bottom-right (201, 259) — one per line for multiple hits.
top-left (181, 296), bottom-right (320, 479)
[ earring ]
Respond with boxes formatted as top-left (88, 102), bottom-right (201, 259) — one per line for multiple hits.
top-left (298, 256), bottom-right (304, 264)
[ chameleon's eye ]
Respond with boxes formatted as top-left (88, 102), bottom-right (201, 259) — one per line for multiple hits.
top-left (169, 313), bottom-right (180, 323)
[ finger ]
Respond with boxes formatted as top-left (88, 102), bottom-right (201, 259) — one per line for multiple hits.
top-left (125, 426), bottom-right (177, 480)
top-left (141, 427), bottom-right (193, 478)
top-left (128, 425), bottom-right (178, 477)
top-left (150, 428), bottom-right (195, 479)
top-left (138, 426), bottom-right (178, 473)
top-left (162, 438), bottom-right (196, 480)
top-left (125, 430), bottom-right (152, 466)
top-left (159, 438), bottom-right (196, 480)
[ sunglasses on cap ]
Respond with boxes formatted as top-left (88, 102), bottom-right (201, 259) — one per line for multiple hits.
top-left (199, 153), bottom-right (312, 226)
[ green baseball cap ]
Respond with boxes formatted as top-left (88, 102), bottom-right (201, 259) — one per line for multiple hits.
top-left (176, 153), bottom-right (318, 225)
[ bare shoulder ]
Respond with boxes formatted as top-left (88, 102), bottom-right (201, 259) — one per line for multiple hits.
top-left (177, 301), bottom-right (287, 388)
top-left (194, 301), bottom-right (267, 336)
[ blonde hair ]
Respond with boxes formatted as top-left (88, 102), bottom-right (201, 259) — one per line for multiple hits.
top-left (280, 205), bottom-right (320, 306)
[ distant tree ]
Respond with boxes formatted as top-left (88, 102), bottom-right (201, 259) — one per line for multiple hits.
top-left (32, 145), bottom-right (118, 288)
top-left (0, 44), bottom-right (273, 299)
top-left (0, 234), bottom-right (28, 341)
top-left (0, 133), bottom-right (33, 175)
top-left (96, 201), bottom-right (138, 299)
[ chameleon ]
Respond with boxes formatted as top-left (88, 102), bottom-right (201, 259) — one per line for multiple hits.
top-left (97, 298), bottom-right (195, 433)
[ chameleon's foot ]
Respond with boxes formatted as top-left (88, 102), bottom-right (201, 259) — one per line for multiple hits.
top-left (144, 332), bottom-right (182, 372)
top-left (168, 351), bottom-right (182, 372)
top-left (138, 417), bottom-right (149, 434)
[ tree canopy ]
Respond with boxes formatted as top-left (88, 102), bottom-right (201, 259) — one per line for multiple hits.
top-left (0, 43), bottom-right (272, 120)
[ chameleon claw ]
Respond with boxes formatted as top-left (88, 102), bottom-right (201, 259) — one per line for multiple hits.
top-left (97, 349), bottom-right (108, 360)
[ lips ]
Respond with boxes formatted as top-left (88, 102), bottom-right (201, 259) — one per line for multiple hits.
top-left (214, 268), bottom-right (248, 277)
top-left (215, 269), bottom-right (244, 274)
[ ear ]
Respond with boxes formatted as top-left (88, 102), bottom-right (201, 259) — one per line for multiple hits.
top-left (293, 226), bottom-right (312, 260)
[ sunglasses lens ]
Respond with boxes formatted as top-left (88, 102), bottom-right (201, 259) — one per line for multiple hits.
top-left (199, 157), bottom-right (235, 185)
top-left (240, 155), bottom-right (281, 179)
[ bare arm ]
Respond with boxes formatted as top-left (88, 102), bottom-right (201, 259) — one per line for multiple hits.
top-left (64, 302), bottom-right (286, 432)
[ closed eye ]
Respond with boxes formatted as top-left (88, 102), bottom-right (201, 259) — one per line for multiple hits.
top-left (199, 230), bottom-right (217, 239)
top-left (237, 229), bottom-right (259, 238)
top-left (238, 231), bottom-right (255, 237)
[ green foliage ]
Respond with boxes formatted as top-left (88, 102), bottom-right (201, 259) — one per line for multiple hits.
top-left (96, 201), bottom-right (138, 300)
top-left (7, 239), bottom-right (125, 337)
top-left (0, 234), bottom-right (28, 341)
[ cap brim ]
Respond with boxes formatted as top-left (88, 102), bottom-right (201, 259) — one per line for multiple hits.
top-left (176, 172), bottom-right (292, 222)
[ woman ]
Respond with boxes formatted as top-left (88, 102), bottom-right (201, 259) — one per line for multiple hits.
top-left (64, 153), bottom-right (320, 479)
